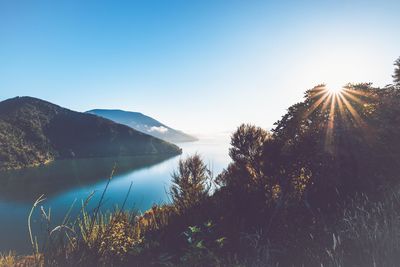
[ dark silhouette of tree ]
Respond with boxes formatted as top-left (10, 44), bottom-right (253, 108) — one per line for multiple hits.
top-left (261, 81), bottom-right (400, 217)
top-left (394, 57), bottom-right (400, 85)
top-left (170, 154), bottom-right (211, 211)
top-left (217, 124), bottom-right (270, 188)
top-left (229, 124), bottom-right (270, 165)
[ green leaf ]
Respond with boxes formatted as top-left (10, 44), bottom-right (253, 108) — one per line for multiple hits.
top-left (189, 226), bottom-right (201, 233)
top-left (215, 237), bottom-right (227, 247)
top-left (196, 240), bottom-right (205, 249)
top-left (204, 220), bottom-right (213, 228)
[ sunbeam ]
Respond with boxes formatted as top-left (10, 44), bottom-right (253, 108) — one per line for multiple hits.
top-left (304, 84), bottom-right (372, 152)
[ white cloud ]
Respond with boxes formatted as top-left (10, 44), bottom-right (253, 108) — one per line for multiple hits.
top-left (148, 126), bottom-right (168, 134)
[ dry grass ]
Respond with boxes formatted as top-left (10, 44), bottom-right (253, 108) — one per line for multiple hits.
top-left (31, 171), bottom-right (178, 266)
top-left (320, 191), bottom-right (400, 267)
top-left (3, 192), bottom-right (400, 266)
top-left (0, 252), bottom-right (15, 267)
top-left (0, 252), bottom-right (43, 267)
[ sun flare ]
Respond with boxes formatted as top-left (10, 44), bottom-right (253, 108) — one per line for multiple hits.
top-left (327, 86), bottom-right (344, 95)
top-left (305, 83), bottom-right (372, 153)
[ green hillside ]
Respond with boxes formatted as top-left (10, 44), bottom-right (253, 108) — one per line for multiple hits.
top-left (0, 97), bottom-right (181, 170)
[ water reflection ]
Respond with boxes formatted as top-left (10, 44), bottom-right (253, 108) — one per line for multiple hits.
top-left (0, 155), bottom-right (174, 203)
top-left (0, 136), bottom-right (231, 254)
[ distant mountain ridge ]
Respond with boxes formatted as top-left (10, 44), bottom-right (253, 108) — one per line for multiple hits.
top-left (86, 109), bottom-right (198, 143)
top-left (0, 97), bottom-right (181, 171)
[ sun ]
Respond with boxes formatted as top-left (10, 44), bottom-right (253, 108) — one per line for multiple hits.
top-left (327, 86), bottom-right (343, 95)
top-left (304, 83), bottom-right (371, 153)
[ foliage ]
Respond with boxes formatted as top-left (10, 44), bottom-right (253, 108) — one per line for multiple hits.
top-left (321, 191), bottom-right (400, 266)
top-left (170, 154), bottom-right (211, 211)
top-left (217, 124), bottom-right (270, 188)
top-left (180, 221), bottom-right (226, 267)
top-left (394, 57), bottom-right (400, 85)
top-left (265, 83), bottom-right (400, 214)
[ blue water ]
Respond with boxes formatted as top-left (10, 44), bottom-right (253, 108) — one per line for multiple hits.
top-left (0, 136), bottom-right (230, 253)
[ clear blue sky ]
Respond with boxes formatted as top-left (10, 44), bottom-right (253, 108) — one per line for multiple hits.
top-left (1, 0), bottom-right (399, 134)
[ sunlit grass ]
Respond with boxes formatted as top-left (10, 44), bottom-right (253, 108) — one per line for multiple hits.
top-left (0, 252), bottom-right (15, 267)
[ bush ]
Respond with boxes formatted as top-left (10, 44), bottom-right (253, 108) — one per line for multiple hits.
top-left (170, 154), bottom-right (212, 211)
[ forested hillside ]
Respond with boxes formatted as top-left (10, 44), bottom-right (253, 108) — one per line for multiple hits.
top-left (0, 97), bottom-right (181, 171)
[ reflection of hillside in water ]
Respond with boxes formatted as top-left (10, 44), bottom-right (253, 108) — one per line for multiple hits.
top-left (0, 155), bottom-right (176, 203)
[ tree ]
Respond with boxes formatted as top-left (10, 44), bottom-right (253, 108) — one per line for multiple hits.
top-left (216, 124), bottom-right (270, 189)
top-left (229, 124), bottom-right (270, 166)
top-left (263, 82), bottom-right (400, 214)
top-left (170, 154), bottom-right (211, 211)
top-left (394, 57), bottom-right (400, 85)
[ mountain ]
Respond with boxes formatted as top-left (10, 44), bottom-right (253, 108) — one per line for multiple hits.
top-left (86, 109), bottom-right (198, 143)
top-left (0, 97), bottom-right (181, 171)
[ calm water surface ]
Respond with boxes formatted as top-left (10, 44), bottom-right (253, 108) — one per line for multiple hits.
top-left (0, 136), bottom-right (230, 253)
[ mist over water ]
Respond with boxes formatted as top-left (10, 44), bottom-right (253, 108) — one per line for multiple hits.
top-left (0, 135), bottom-right (231, 254)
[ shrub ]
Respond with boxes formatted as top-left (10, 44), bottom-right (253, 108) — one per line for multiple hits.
top-left (170, 154), bottom-right (211, 211)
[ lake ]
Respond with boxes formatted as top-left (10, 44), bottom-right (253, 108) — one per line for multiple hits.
top-left (0, 135), bottom-right (231, 254)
